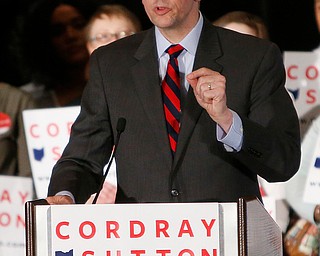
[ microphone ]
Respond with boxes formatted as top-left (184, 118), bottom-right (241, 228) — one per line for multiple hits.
top-left (92, 118), bottom-right (126, 204)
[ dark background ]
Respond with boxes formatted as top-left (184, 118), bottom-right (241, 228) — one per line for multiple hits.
top-left (1, 0), bottom-right (319, 86)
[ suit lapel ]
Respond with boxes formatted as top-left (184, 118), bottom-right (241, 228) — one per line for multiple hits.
top-left (173, 20), bottom-right (224, 169)
top-left (129, 22), bottom-right (225, 170)
top-left (131, 28), bottom-right (173, 167)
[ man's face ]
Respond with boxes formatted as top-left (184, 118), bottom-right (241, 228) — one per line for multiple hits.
top-left (142, 0), bottom-right (199, 32)
top-left (86, 15), bottom-right (138, 54)
top-left (315, 0), bottom-right (320, 32)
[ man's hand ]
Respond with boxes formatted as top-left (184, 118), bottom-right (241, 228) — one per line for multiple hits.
top-left (46, 195), bottom-right (74, 205)
top-left (187, 67), bottom-right (233, 133)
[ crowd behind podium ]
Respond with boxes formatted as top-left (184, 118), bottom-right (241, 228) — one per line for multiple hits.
top-left (1, 0), bottom-right (320, 255)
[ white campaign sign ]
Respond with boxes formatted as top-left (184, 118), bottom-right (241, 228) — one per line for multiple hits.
top-left (23, 106), bottom-right (81, 199)
top-left (284, 51), bottom-right (320, 204)
top-left (23, 106), bottom-right (117, 199)
top-left (0, 175), bottom-right (33, 255)
top-left (262, 196), bottom-right (276, 222)
top-left (303, 133), bottom-right (320, 204)
top-left (49, 203), bottom-right (221, 256)
top-left (284, 51), bottom-right (320, 120)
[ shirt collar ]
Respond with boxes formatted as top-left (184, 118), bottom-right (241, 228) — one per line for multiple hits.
top-left (156, 12), bottom-right (204, 58)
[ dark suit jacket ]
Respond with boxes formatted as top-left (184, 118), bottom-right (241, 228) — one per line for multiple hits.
top-left (48, 20), bottom-right (301, 203)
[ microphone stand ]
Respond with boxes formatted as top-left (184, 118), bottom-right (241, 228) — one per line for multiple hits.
top-left (92, 118), bottom-right (126, 204)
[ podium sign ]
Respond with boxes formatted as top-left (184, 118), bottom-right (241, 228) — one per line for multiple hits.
top-left (49, 203), bottom-right (221, 256)
top-left (26, 198), bottom-right (282, 256)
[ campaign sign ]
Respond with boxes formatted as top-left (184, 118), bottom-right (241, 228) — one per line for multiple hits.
top-left (0, 175), bottom-right (33, 255)
top-left (261, 196), bottom-right (276, 223)
top-left (303, 134), bottom-right (320, 204)
top-left (284, 51), bottom-right (320, 135)
top-left (49, 203), bottom-right (220, 256)
top-left (284, 52), bottom-right (320, 204)
top-left (23, 106), bottom-right (80, 199)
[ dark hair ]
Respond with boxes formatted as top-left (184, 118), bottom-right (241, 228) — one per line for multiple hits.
top-left (12, 0), bottom-right (94, 87)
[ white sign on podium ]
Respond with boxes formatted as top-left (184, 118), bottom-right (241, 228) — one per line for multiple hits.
top-left (50, 203), bottom-right (221, 255)
top-left (26, 198), bottom-right (283, 256)
top-left (31, 202), bottom-right (239, 256)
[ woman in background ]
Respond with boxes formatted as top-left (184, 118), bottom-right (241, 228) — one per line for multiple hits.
top-left (14, 0), bottom-right (94, 107)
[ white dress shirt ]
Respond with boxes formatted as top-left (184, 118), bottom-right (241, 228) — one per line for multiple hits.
top-left (155, 12), bottom-right (243, 151)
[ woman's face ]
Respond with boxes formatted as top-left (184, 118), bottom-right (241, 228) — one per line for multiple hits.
top-left (50, 4), bottom-right (89, 65)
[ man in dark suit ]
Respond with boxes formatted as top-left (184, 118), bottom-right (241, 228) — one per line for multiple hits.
top-left (46, 0), bottom-right (300, 204)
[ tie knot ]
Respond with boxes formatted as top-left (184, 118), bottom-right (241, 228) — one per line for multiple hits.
top-left (166, 44), bottom-right (184, 58)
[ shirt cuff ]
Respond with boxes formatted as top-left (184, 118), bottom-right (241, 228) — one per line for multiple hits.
top-left (55, 191), bottom-right (75, 203)
top-left (216, 110), bottom-right (243, 152)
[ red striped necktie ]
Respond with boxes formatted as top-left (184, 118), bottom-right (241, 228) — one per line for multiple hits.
top-left (161, 44), bottom-right (184, 155)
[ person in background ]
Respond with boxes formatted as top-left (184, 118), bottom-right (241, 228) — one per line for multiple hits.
top-left (85, 4), bottom-right (141, 55)
top-left (213, 10), bottom-right (269, 39)
top-left (285, 0), bottom-right (320, 229)
top-left (45, 0), bottom-right (300, 212)
top-left (213, 11), bottom-right (292, 234)
top-left (315, 0), bottom-right (320, 38)
top-left (0, 82), bottom-right (36, 177)
top-left (281, 1), bottom-right (320, 254)
top-left (14, 0), bottom-right (94, 107)
top-left (284, 115), bottom-right (320, 255)
top-left (84, 4), bottom-right (142, 204)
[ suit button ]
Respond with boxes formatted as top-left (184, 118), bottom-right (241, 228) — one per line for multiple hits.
top-left (171, 189), bottom-right (179, 197)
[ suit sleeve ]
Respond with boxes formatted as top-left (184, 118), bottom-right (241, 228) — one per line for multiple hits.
top-left (48, 51), bottom-right (114, 203)
top-left (234, 43), bottom-right (301, 182)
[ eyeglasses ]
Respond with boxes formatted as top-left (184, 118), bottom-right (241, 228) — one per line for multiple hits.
top-left (89, 31), bottom-right (135, 43)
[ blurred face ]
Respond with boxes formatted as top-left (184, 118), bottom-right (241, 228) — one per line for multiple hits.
top-left (224, 22), bottom-right (258, 37)
top-left (142, 0), bottom-right (200, 41)
top-left (86, 15), bottom-right (137, 54)
top-left (50, 4), bottom-right (89, 65)
top-left (315, 0), bottom-right (320, 32)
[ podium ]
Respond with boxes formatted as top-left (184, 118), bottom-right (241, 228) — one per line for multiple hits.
top-left (25, 197), bottom-right (282, 256)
